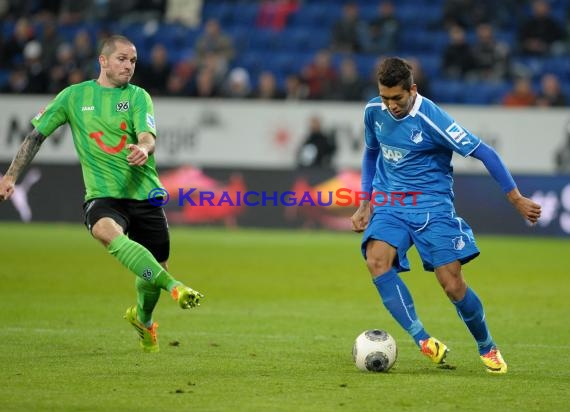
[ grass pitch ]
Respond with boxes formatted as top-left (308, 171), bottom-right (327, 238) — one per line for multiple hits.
top-left (0, 223), bottom-right (569, 412)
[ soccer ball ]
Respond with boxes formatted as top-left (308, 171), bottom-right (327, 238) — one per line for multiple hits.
top-left (352, 329), bottom-right (398, 372)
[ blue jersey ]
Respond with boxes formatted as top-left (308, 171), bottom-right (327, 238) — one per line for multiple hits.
top-left (364, 94), bottom-right (481, 212)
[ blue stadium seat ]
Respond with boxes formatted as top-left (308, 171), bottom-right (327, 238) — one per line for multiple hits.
top-left (153, 23), bottom-right (190, 50)
top-left (231, 4), bottom-right (259, 26)
top-left (0, 69), bottom-right (10, 89)
top-left (201, 3), bottom-right (235, 26)
top-left (430, 79), bottom-right (465, 104)
top-left (543, 57), bottom-right (570, 80)
top-left (414, 54), bottom-right (441, 78)
top-left (462, 82), bottom-right (510, 105)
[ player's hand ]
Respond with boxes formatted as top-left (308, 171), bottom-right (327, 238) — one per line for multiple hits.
top-left (126, 144), bottom-right (149, 166)
top-left (512, 195), bottom-right (542, 225)
top-left (0, 176), bottom-right (15, 202)
top-left (351, 201), bottom-right (371, 233)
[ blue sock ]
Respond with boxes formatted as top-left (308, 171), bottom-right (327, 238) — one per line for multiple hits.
top-left (453, 287), bottom-right (495, 354)
top-left (373, 268), bottom-right (429, 347)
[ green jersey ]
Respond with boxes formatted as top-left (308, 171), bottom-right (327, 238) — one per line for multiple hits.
top-left (32, 80), bottom-right (162, 201)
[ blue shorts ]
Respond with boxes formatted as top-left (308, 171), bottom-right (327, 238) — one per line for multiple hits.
top-left (361, 209), bottom-right (480, 272)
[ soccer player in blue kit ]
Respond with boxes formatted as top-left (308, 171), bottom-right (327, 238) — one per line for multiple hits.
top-left (351, 57), bottom-right (542, 374)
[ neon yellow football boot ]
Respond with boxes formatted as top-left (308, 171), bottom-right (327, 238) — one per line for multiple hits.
top-left (171, 285), bottom-right (204, 309)
top-left (419, 337), bottom-right (449, 364)
top-left (124, 306), bottom-right (159, 353)
top-left (480, 347), bottom-right (507, 374)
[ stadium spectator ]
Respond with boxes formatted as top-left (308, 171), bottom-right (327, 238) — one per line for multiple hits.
top-left (38, 17), bottom-right (65, 69)
top-left (301, 49), bottom-right (338, 99)
top-left (0, 30), bottom-right (9, 69)
top-left (189, 66), bottom-right (221, 98)
top-left (408, 58), bottom-right (432, 100)
top-left (0, 0), bottom-right (59, 20)
top-left (72, 29), bottom-right (97, 77)
top-left (518, 0), bottom-right (566, 56)
top-left (331, 56), bottom-right (368, 101)
top-left (222, 67), bottom-right (252, 98)
top-left (59, 0), bottom-right (93, 24)
top-left (555, 121), bottom-right (570, 173)
top-left (470, 23), bottom-right (512, 81)
top-left (296, 115), bottom-right (337, 168)
top-left (133, 0), bottom-right (167, 21)
top-left (163, 72), bottom-right (188, 96)
top-left (194, 18), bottom-right (235, 68)
top-left (330, 2), bottom-right (365, 53)
top-left (3, 17), bottom-right (36, 67)
top-left (442, 25), bottom-right (475, 79)
top-left (0, 0), bottom-right (569, 107)
top-left (47, 42), bottom-right (77, 93)
top-left (0, 35), bottom-right (204, 354)
top-left (133, 43), bottom-right (172, 95)
top-left (21, 40), bottom-right (48, 93)
top-left (284, 74), bottom-right (309, 100)
top-left (360, 1), bottom-right (400, 55)
top-left (1, 66), bottom-right (29, 93)
top-left (351, 56), bottom-right (541, 375)
top-left (502, 76), bottom-right (537, 106)
top-left (165, 0), bottom-right (203, 28)
top-left (536, 73), bottom-right (567, 107)
top-left (67, 67), bottom-right (87, 85)
top-left (252, 71), bottom-right (285, 99)
top-left (162, 57), bottom-right (195, 96)
top-left (256, 0), bottom-right (300, 31)
top-left (441, 0), bottom-right (494, 29)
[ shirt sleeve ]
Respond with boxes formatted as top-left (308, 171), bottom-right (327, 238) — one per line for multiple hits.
top-left (364, 106), bottom-right (379, 150)
top-left (133, 88), bottom-right (157, 137)
top-left (31, 88), bottom-right (70, 137)
top-left (419, 103), bottom-right (481, 157)
top-left (471, 142), bottom-right (516, 192)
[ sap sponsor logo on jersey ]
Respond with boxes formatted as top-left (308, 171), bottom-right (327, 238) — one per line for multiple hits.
top-left (445, 122), bottom-right (470, 144)
top-left (81, 106), bottom-right (95, 112)
top-left (381, 143), bottom-right (409, 163)
top-left (410, 129), bottom-right (423, 144)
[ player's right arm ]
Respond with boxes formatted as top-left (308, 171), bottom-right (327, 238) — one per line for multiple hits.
top-left (0, 129), bottom-right (47, 201)
top-left (1, 88), bottom-right (69, 202)
top-left (352, 105), bottom-right (380, 233)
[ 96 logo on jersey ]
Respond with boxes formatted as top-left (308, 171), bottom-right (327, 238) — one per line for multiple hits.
top-left (116, 101), bottom-right (129, 111)
top-left (381, 143), bottom-right (409, 164)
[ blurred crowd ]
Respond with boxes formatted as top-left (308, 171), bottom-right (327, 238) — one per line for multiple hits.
top-left (1, 0), bottom-right (569, 106)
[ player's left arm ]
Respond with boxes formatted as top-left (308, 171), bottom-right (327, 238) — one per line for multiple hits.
top-left (471, 142), bottom-right (542, 224)
top-left (127, 132), bottom-right (155, 166)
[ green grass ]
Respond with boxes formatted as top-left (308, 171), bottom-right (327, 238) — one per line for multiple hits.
top-left (0, 223), bottom-right (569, 411)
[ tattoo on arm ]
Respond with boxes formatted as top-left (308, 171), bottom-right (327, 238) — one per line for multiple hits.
top-left (5, 129), bottom-right (47, 181)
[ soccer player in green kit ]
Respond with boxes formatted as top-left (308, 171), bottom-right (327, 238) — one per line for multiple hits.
top-left (0, 35), bottom-right (203, 353)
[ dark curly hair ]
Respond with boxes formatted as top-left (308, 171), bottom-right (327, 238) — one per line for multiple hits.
top-left (376, 57), bottom-right (414, 91)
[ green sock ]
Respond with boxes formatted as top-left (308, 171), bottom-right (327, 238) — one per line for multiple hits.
top-left (108, 234), bottom-right (180, 291)
top-left (135, 277), bottom-right (161, 326)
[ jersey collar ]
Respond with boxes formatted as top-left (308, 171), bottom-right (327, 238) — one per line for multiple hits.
top-left (380, 93), bottom-right (424, 118)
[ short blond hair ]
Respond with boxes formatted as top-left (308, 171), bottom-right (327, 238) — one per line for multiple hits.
top-left (99, 35), bottom-right (134, 57)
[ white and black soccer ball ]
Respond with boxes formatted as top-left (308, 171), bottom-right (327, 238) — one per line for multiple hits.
top-left (352, 329), bottom-right (398, 372)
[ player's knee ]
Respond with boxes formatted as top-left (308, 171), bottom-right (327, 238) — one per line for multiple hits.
top-left (366, 255), bottom-right (391, 276)
top-left (442, 277), bottom-right (467, 300)
top-left (91, 218), bottom-right (124, 247)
